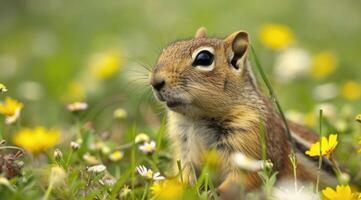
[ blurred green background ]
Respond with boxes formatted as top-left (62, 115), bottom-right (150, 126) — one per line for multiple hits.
top-left (0, 0), bottom-right (360, 132)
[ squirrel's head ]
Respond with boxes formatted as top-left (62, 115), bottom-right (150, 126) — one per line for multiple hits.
top-left (150, 27), bottom-right (257, 117)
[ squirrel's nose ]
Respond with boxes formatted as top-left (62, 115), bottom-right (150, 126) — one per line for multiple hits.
top-left (151, 79), bottom-right (165, 91)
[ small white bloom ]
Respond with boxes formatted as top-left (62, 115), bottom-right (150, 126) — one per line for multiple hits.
top-left (273, 180), bottom-right (319, 200)
top-left (135, 133), bottom-right (150, 143)
top-left (67, 102), bottom-right (88, 112)
top-left (312, 83), bottom-right (338, 101)
top-left (136, 165), bottom-right (165, 181)
top-left (152, 172), bottom-right (165, 181)
top-left (232, 152), bottom-right (264, 172)
top-left (70, 141), bottom-right (80, 151)
top-left (274, 48), bottom-right (311, 83)
top-left (99, 177), bottom-right (116, 186)
top-left (139, 140), bottom-right (156, 154)
top-left (137, 165), bottom-right (152, 179)
top-left (53, 148), bottom-right (63, 160)
top-left (87, 164), bottom-right (106, 173)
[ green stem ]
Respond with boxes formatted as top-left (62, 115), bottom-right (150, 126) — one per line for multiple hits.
top-left (141, 182), bottom-right (149, 200)
top-left (204, 173), bottom-right (209, 200)
top-left (259, 121), bottom-right (267, 161)
top-left (289, 153), bottom-right (298, 192)
top-left (43, 183), bottom-right (53, 200)
top-left (130, 124), bottom-right (136, 200)
top-left (316, 109), bottom-right (323, 193)
top-left (152, 116), bottom-right (166, 171)
top-left (250, 46), bottom-right (295, 153)
top-left (330, 156), bottom-right (343, 179)
top-left (177, 160), bottom-right (184, 184)
top-left (66, 151), bottom-right (73, 169)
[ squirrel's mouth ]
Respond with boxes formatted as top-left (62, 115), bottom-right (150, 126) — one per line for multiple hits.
top-left (166, 100), bottom-right (185, 108)
top-left (152, 89), bottom-right (189, 109)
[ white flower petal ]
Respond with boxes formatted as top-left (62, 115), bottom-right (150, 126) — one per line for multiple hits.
top-left (87, 164), bottom-right (106, 173)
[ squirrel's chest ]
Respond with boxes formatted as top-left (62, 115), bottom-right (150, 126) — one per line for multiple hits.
top-left (168, 115), bottom-right (219, 166)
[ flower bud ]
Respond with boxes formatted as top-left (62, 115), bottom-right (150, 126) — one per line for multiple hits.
top-left (0, 83), bottom-right (8, 93)
top-left (54, 148), bottom-right (63, 161)
top-left (70, 141), bottom-right (80, 151)
top-left (338, 172), bottom-right (350, 185)
top-left (113, 108), bottom-right (127, 119)
top-left (87, 164), bottom-right (106, 173)
top-left (135, 133), bottom-right (150, 144)
top-left (262, 160), bottom-right (274, 171)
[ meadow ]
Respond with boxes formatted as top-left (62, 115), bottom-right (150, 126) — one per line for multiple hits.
top-left (0, 0), bottom-right (361, 199)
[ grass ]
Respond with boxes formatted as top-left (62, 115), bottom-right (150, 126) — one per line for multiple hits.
top-left (0, 48), bottom-right (359, 199)
top-left (1, 0), bottom-right (361, 199)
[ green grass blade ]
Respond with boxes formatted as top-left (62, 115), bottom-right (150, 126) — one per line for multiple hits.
top-left (250, 46), bottom-right (295, 153)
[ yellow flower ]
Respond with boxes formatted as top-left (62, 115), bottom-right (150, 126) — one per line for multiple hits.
top-left (322, 185), bottom-right (358, 200)
top-left (0, 83), bottom-right (8, 93)
top-left (259, 24), bottom-right (294, 50)
top-left (109, 150), bottom-right (124, 162)
top-left (341, 81), bottom-right (361, 101)
top-left (0, 97), bottom-right (23, 124)
top-left (67, 101), bottom-right (88, 112)
top-left (305, 134), bottom-right (338, 159)
top-left (151, 180), bottom-right (183, 200)
top-left (356, 114), bottom-right (361, 123)
top-left (89, 50), bottom-right (122, 80)
top-left (13, 127), bottom-right (60, 154)
top-left (311, 51), bottom-right (337, 79)
top-left (358, 138), bottom-right (361, 154)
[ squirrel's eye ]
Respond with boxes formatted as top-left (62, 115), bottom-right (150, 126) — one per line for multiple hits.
top-left (193, 50), bottom-right (214, 67)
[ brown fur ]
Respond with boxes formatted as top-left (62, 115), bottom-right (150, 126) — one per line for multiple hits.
top-left (150, 28), bottom-right (336, 199)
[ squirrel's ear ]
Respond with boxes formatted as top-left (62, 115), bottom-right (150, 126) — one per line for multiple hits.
top-left (195, 27), bottom-right (208, 38)
top-left (224, 31), bottom-right (249, 71)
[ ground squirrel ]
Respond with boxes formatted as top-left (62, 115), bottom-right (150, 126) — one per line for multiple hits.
top-left (149, 27), bottom-right (337, 198)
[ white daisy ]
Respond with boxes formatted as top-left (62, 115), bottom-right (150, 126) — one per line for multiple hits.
top-left (139, 140), bottom-right (156, 154)
top-left (273, 180), bottom-right (319, 200)
top-left (67, 102), bottom-right (88, 112)
top-left (87, 164), bottom-right (106, 173)
top-left (152, 172), bottom-right (165, 181)
top-left (136, 165), bottom-right (165, 181)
